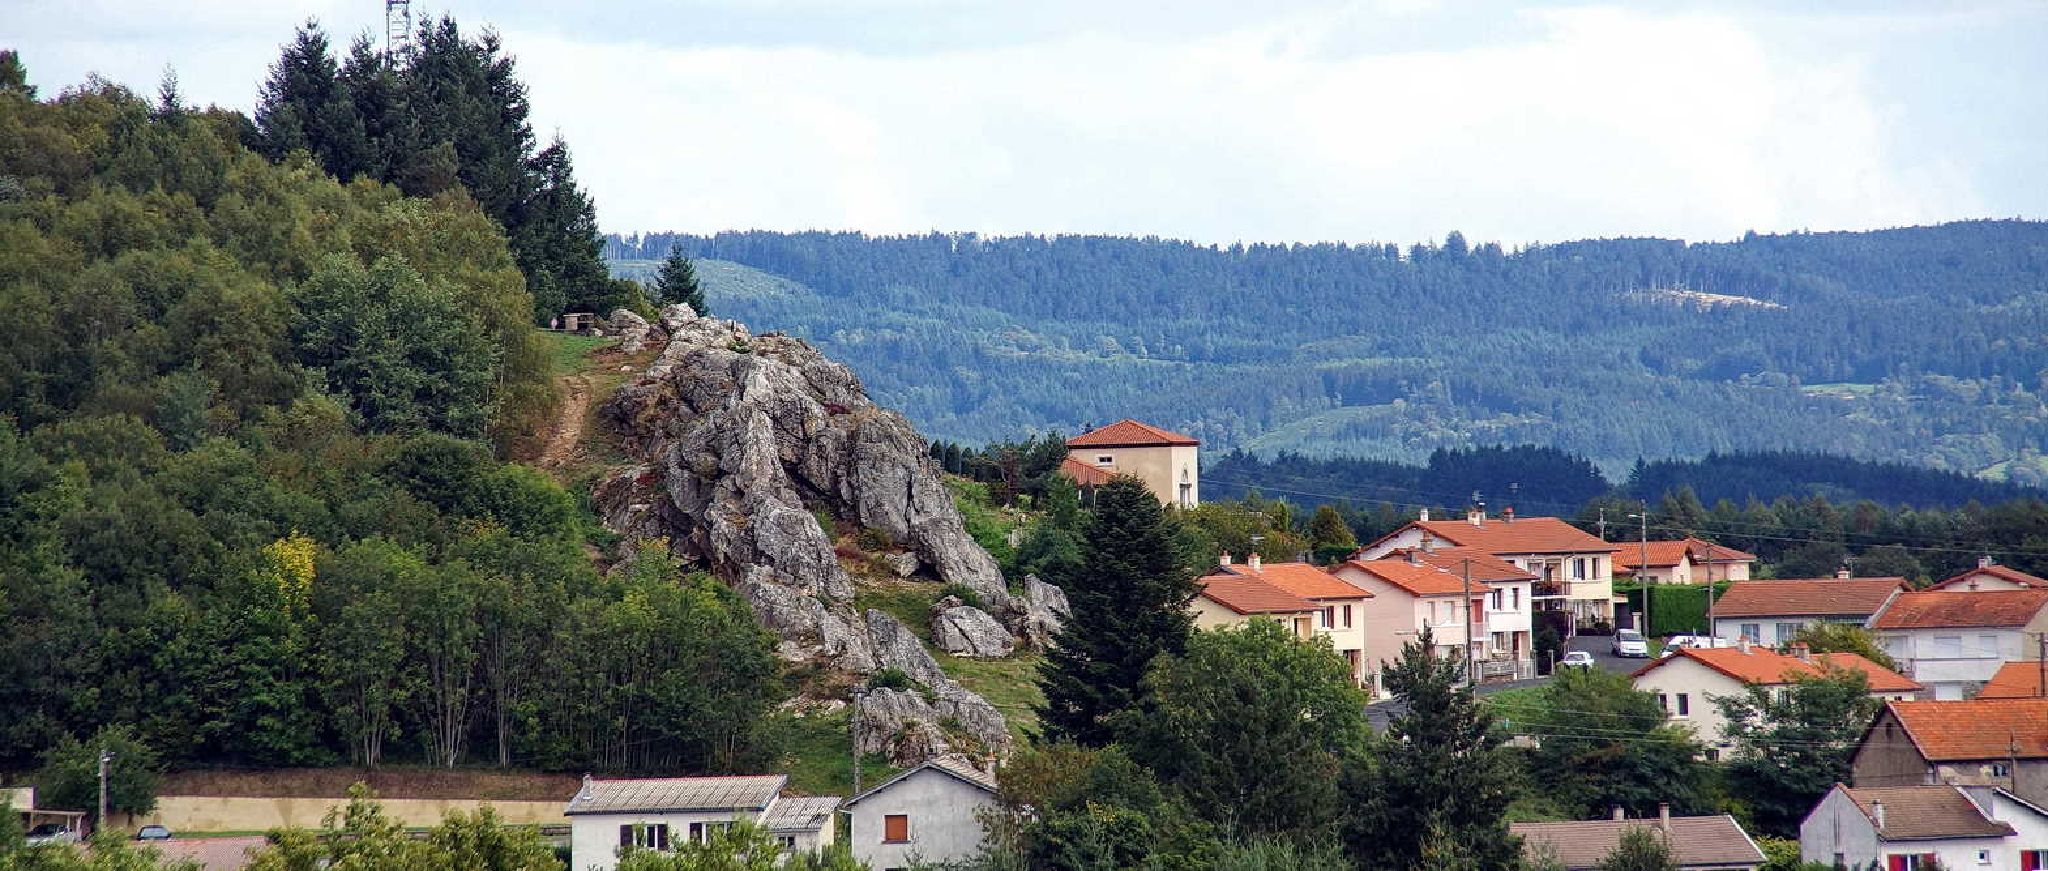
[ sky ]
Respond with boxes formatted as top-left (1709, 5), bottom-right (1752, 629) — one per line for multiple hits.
top-left (7, 0), bottom-right (2047, 247)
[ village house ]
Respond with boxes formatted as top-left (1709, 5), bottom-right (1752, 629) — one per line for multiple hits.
top-left (565, 774), bottom-right (838, 871)
top-left (843, 758), bottom-right (999, 871)
top-left (1057, 419), bottom-right (1199, 507)
top-left (1977, 661), bottom-right (2048, 700)
top-left (1710, 577), bottom-right (1907, 648)
top-left (1800, 784), bottom-right (2048, 871)
top-left (1851, 699), bottom-right (2048, 808)
top-left (1207, 553), bottom-right (1374, 685)
top-left (1511, 808), bottom-right (1766, 871)
top-left (1193, 570), bottom-right (1319, 641)
top-left (1332, 557), bottom-right (1474, 692)
top-left (1630, 641), bottom-right (1920, 754)
top-left (1872, 589), bottom-right (2048, 699)
top-left (1612, 538), bottom-right (1756, 585)
top-left (1353, 509), bottom-right (1619, 629)
top-left (1930, 558), bottom-right (2048, 592)
top-left (1379, 545), bottom-right (1538, 680)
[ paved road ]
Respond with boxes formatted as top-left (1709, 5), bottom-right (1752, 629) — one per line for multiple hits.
top-left (1563, 634), bottom-right (1656, 675)
top-left (1365, 636), bottom-right (1654, 731)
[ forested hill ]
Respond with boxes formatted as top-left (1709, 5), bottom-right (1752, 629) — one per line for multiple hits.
top-left (606, 224), bottom-right (2048, 481)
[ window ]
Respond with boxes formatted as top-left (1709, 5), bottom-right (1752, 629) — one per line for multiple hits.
top-left (1740, 623), bottom-right (1762, 642)
top-left (1991, 762), bottom-right (2012, 777)
top-left (1572, 558), bottom-right (1588, 580)
top-left (1510, 588), bottom-right (1520, 609)
top-left (1656, 693), bottom-right (1669, 712)
top-left (2022, 849), bottom-right (2047, 871)
top-left (1976, 849), bottom-right (1991, 865)
top-left (883, 814), bottom-right (910, 843)
top-left (1491, 590), bottom-right (1503, 610)
top-left (1342, 604), bottom-right (1353, 628)
top-left (1094, 455), bottom-right (1114, 466)
top-left (619, 824), bottom-right (670, 851)
top-left (1978, 634), bottom-right (2000, 658)
top-left (1774, 622), bottom-right (1801, 643)
top-left (1934, 636), bottom-right (1965, 658)
top-left (1887, 854), bottom-right (1938, 871)
top-left (777, 836), bottom-right (798, 851)
top-left (687, 822), bottom-right (729, 843)
top-left (1322, 606), bottom-right (1336, 629)
top-left (1675, 694), bottom-right (1691, 717)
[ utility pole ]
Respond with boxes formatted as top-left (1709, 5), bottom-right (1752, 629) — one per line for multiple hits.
top-left (2036, 632), bottom-right (2046, 699)
top-left (1628, 505), bottom-right (1651, 638)
top-left (1596, 507), bottom-right (1608, 541)
top-left (850, 688), bottom-right (867, 795)
top-left (97, 748), bottom-right (113, 834)
top-left (1462, 557), bottom-right (1478, 686)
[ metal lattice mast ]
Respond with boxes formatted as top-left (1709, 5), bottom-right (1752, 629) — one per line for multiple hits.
top-left (385, 0), bottom-right (413, 62)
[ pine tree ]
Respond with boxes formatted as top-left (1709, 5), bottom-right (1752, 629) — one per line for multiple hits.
top-left (252, 21), bottom-right (370, 180)
top-left (653, 245), bottom-right (707, 314)
top-left (1037, 476), bottom-right (1197, 747)
top-left (516, 137), bottom-right (615, 318)
top-left (0, 50), bottom-right (35, 98)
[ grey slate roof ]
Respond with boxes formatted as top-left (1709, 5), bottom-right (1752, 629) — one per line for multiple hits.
top-left (566, 775), bottom-right (787, 815)
top-left (1841, 786), bottom-right (2015, 841)
top-left (1510, 815), bottom-right (1765, 870)
top-left (844, 757), bottom-right (997, 807)
top-left (762, 796), bottom-right (842, 833)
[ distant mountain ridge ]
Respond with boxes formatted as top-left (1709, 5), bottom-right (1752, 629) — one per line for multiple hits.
top-left (604, 222), bottom-right (2048, 483)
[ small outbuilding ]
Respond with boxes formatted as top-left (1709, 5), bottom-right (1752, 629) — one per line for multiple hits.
top-left (843, 757), bottom-right (998, 870)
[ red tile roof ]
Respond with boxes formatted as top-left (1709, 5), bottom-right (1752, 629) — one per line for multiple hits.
top-left (1385, 546), bottom-right (1539, 583)
top-left (1837, 785), bottom-right (2015, 840)
top-left (1632, 646), bottom-right (1920, 692)
top-left (1394, 516), bottom-right (1619, 556)
top-left (1871, 589), bottom-right (2048, 630)
top-left (1055, 456), bottom-right (1116, 487)
top-left (1220, 561), bottom-right (1372, 600)
top-left (1975, 661), bottom-right (2048, 700)
top-left (1710, 578), bottom-right (1905, 619)
top-left (1883, 698), bottom-right (2048, 761)
top-left (1198, 573), bottom-right (1316, 615)
top-left (1066, 419), bottom-right (1198, 447)
top-left (1613, 538), bottom-right (1756, 571)
top-left (1340, 559), bottom-right (1470, 596)
top-left (1928, 564), bottom-right (2048, 591)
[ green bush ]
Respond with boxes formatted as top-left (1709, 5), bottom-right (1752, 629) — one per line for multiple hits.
top-left (867, 668), bottom-right (917, 691)
top-left (940, 583), bottom-right (985, 609)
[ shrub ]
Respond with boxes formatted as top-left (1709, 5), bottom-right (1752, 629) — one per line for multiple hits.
top-left (867, 668), bottom-right (916, 692)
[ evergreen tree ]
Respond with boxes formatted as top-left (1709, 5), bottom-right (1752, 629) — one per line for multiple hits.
top-left (0, 50), bottom-right (35, 98)
top-left (1308, 503), bottom-right (1358, 558)
top-left (1346, 627), bottom-right (1520, 871)
top-left (252, 21), bottom-right (369, 180)
top-left (654, 245), bottom-right (708, 314)
top-left (1037, 476), bottom-right (1197, 747)
top-left (337, 35), bottom-right (413, 183)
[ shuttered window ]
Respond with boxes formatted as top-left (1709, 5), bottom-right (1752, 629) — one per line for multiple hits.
top-left (883, 814), bottom-right (910, 843)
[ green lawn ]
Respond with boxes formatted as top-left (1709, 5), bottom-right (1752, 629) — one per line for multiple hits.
top-left (778, 708), bottom-right (898, 797)
top-left (852, 585), bottom-right (942, 644)
top-left (938, 652), bottom-right (1045, 744)
top-left (542, 332), bottom-right (616, 375)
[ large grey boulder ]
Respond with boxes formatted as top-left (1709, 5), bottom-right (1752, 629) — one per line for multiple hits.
top-left (855, 685), bottom-right (1009, 766)
top-left (932, 602), bottom-right (1015, 658)
top-left (867, 610), bottom-right (949, 690)
top-left (1011, 574), bottom-right (1072, 649)
top-left (607, 308), bottom-right (662, 354)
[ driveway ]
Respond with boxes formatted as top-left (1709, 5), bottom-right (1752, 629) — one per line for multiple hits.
top-left (1366, 675), bottom-right (1550, 731)
top-left (1562, 635), bottom-right (1654, 676)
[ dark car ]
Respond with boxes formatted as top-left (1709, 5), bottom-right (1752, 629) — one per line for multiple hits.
top-left (134, 825), bottom-right (173, 841)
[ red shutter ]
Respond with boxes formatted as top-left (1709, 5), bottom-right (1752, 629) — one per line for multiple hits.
top-left (2023, 851), bottom-right (2042, 871)
top-left (884, 814), bottom-right (909, 843)
top-left (1888, 856), bottom-right (1908, 871)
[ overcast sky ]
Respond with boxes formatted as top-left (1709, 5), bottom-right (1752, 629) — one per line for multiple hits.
top-left (9, 1), bottom-right (2047, 246)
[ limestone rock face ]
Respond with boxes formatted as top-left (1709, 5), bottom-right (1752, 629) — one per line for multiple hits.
top-left (932, 602), bottom-right (1016, 658)
top-left (606, 308), bottom-right (663, 353)
top-left (854, 685), bottom-right (1008, 766)
top-left (1011, 574), bottom-right (1072, 649)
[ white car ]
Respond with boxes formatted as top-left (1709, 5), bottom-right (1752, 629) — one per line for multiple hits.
top-left (1660, 635), bottom-right (1728, 657)
top-left (1558, 651), bottom-right (1597, 669)
top-left (1611, 629), bottom-right (1650, 658)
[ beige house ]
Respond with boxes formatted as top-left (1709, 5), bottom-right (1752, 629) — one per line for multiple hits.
top-left (1630, 642), bottom-right (1920, 753)
top-left (1612, 538), bottom-right (1756, 585)
top-left (1208, 554), bottom-right (1374, 685)
top-left (1355, 510), bottom-right (1619, 628)
top-left (1060, 419), bottom-right (1199, 507)
top-left (1710, 577), bottom-right (1907, 648)
top-left (1332, 557), bottom-right (1473, 693)
top-left (1929, 558), bottom-right (2048, 592)
top-left (1380, 545), bottom-right (1539, 681)
top-left (1193, 572), bottom-right (1318, 641)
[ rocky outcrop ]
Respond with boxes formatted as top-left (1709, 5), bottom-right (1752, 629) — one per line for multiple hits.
top-left (855, 684), bottom-right (1009, 766)
top-left (591, 304), bottom-right (1019, 761)
top-left (606, 308), bottom-right (662, 354)
top-left (932, 598), bottom-right (1016, 658)
top-left (1011, 574), bottom-right (1072, 649)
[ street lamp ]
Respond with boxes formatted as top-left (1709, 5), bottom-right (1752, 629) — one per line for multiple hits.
top-left (97, 749), bottom-right (113, 834)
top-left (1628, 507), bottom-right (1650, 640)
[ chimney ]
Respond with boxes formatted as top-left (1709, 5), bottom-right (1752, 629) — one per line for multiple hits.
top-left (1219, 552), bottom-right (1233, 567)
top-left (1422, 533), bottom-right (1436, 554)
top-left (1836, 567), bottom-right (1852, 579)
top-left (1657, 803), bottom-right (1670, 832)
top-left (1419, 508), bottom-right (1430, 522)
top-left (1248, 552), bottom-right (1262, 572)
top-left (1612, 806), bottom-right (1626, 821)
top-left (1739, 636), bottom-right (1752, 654)
top-left (1872, 800), bottom-right (1886, 832)
top-left (1468, 508), bottom-right (1485, 527)
top-left (1790, 642), bottom-right (1811, 662)
top-left (1503, 506), bottom-right (1515, 523)
top-left (1980, 555), bottom-right (1995, 569)
top-left (1407, 549), bottom-right (1420, 565)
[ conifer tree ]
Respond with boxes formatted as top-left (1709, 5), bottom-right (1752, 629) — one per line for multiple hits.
top-left (253, 21), bottom-right (369, 180)
top-left (653, 245), bottom-right (707, 314)
top-left (1037, 476), bottom-right (1197, 747)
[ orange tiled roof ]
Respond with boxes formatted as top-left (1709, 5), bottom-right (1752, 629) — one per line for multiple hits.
top-left (1632, 645), bottom-right (1920, 692)
top-left (1198, 573), bottom-right (1316, 615)
top-left (1398, 516), bottom-right (1619, 556)
top-left (1613, 538), bottom-right (1756, 570)
top-left (1066, 419), bottom-right (1198, 447)
top-left (1341, 559), bottom-right (1470, 596)
top-left (1871, 589), bottom-right (2048, 630)
top-left (1928, 564), bottom-right (2048, 591)
top-left (1710, 578), bottom-right (1905, 619)
top-left (1975, 661), bottom-right (2048, 699)
top-left (1219, 560), bottom-right (1371, 600)
top-left (1884, 698), bottom-right (2048, 761)
top-left (1055, 456), bottom-right (1116, 487)
top-left (1385, 546), bottom-right (1538, 583)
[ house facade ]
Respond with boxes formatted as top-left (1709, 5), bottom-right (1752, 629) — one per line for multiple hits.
top-left (1193, 571), bottom-right (1319, 641)
top-left (1929, 559), bottom-right (2048, 592)
top-left (1382, 545), bottom-right (1537, 681)
top-left (1333, 557), bottom-right (1474, 692)
top-left (1060, 419), bottom-right (1199, 507)
top-left (566, 775), bottom-right (835, 871)
top-left (1709, 577), bottom-right (1906, 648)
top-left (1851, 699), bottom-right (2048, 808)
top-left (844, 759), bottom-right (999, 871)
top-left (1612, 538), bottom-right (1756, 585)
top-left (1872, 590), bottom-right (2048, 700)
top-left (1630, 642), bottom-right (1920, 753)
top-left (1355, 511), bottom-right (1617, 628)
top-left (1511, 811), bottom-right (1765, 870)
top-left (1800, 784), bottom-right (2048, 871)
top-left (1209, 554), bottom-right (1373, 685)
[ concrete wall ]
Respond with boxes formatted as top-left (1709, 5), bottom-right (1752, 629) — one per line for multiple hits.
top-left (848, 769), bottom-right (996, 870)
top-left (125, 795), bottom-right (567, 834)
top-left (1800, 787), bottom-right (1885, 869)
top-left (1851, 713), bottom-right (1938, 788)
top-left (1880, 627), bottom-right (2033, 698)
top-left (1073, 444), bottom-right (1198, 507)
top-left (570, 809), bottom-right (755, 871)
top-left (1633, 656), bottom-right (1742, 749)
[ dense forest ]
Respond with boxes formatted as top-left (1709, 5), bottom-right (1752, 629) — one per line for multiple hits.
top-left (0, 49), bottom-right (781, 776)
top-left (607, 225), bottom-right (2048, 480)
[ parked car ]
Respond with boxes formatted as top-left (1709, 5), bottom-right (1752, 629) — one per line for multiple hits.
top-left (25, 823), bottom-right (81, 846)
top-left (134, 825), bottom-right (172, 841)
top-left (1611, 629), bottom-right (1650, 658)
top-left (1660, 634), bottom-right (1727, 656)
top-left (1559, 651), bottom-right (1597, 669)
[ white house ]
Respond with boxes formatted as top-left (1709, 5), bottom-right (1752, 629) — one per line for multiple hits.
top-left (1613, 538), bottom-right (1756, 586)
top-left (1928, 558), bottom-right (2048, 592)
top-left (1382, 545), bottom-right (1538, 681)
top-left (1710, 577), bottom-right (1906, 648)
top-left (1799, 783), bottom-right (2048, 871)
top-left (844, 758), bottom-right (999, 871)
top-left (565, 774), bottom-right (837, 871)
top-left (1629, 642), bottom-right (1920, 754)
top-left (1872, 590), bottom-right (2048, 700)
top-left (1354, 510), bottom-right (1618, 628)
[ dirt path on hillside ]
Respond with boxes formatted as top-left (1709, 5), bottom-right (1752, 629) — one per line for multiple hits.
top-left (539, 374), bottom-right (591, 470)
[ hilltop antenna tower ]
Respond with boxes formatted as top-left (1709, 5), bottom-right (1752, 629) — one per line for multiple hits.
top-left (385, 0), bottom-right (414, 62)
